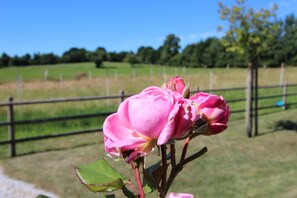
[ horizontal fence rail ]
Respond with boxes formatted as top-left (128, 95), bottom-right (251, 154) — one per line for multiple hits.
top-left (0, 83), bottom-right (296, 157)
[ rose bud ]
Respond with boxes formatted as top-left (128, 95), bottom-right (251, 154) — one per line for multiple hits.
top-left (190, 92), bottom-right (230, 135)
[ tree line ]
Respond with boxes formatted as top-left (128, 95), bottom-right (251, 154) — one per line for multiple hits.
top-left (1, 14), bottom-right (297, 68)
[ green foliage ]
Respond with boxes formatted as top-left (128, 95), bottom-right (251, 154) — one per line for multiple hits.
top-left (160, 34), bottom-right (180, 65)
top-left (75, 159), bottom-right (130, 193)
top-left (137, 46), bottom-right (157, 64)
top-left (61, 48), bottom-right (89, 63)
top-left (218, 0), bottom-right (279, 62)
top-left (124, 53), bottom-right (139, 66)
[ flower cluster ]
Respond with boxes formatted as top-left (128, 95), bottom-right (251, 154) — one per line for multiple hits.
top-left (103, 76), bottom-right (230, 163)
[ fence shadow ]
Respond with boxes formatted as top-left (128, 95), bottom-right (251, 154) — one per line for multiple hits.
top-left (15, 142), bottom-right (97, 157)
top-left (257, 120), bottom-right (297, 136)
top-left (273, 120), bottom-right (297, 132)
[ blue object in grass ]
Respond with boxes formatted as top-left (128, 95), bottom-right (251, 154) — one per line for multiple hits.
top-left (275, 100), bottom-right (284, 107)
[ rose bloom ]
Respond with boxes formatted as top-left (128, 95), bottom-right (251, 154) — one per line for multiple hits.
top-left (167, 192), bottom-right (194, 198)
top-left (190, 92), bottom-right (230, 135)
top-left (165, 76), bottom-right (186, 94)
top-left (103, 86), bottom-right (198, 163)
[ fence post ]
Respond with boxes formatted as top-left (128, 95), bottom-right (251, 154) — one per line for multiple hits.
top-left (119, 90), bottom-right (125, 105)
top-left (282, 81), bottom-right (288, 110)
top-left (7, 96), bottom-right (16, 157)
top-left (279, 62), bottom-right (284, 86)
top-left (245, 64), bottom-right (253, 137)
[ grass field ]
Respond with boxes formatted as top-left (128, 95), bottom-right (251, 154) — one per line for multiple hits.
top-left (0, 108), bottom-right (296, 198)
top-left (0, 62), bottom-right (297, 156)
top-left (1, 62), bottom-right (297, 101)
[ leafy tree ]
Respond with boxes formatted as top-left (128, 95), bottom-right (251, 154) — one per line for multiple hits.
top-left (202, 37), bottom-right (223, 68)
top-left (218, 0), bottom-right (279, 136)
top-left (181, 44), bottom-right (196, 67)
top-left (94, 47), bottom-right (108, 61)
top-left (136, 46), bottom-right (156, 64)
top-left (61, 47), bottom-right (88, 63)
top-left (168, 54), bottom-right (181, 66)
top-left (124, 53), bottom-right (138, 66)
top-left (108, 51), bottom-right (130, 62)
top-left (190, 41), bottom-right (207, 67)
top-left (281, 14), bottom-right (297, 65)
top-left (89, 47), bottom-right (107, 68)
top-left (94, 57), bottom-right (103, 68)
top-left (218, 0), bottom-right (278, 65)
top-left (0, 53), bottom-right (11, 67)
top-left (160, 34), bottom-right (180, 65)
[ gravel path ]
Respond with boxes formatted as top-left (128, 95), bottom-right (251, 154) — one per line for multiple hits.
top-left (0, 167), bottom-right (59, 198)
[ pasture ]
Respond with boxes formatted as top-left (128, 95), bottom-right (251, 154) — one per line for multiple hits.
top-left (0, 62), bottom-right (296, 197)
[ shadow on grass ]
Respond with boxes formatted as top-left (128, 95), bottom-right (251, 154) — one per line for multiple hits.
top-left (257, 120), bottom-right (297, 137)
top-left (15, 142), bottom-right (97, 158)
top-left (273, 120), bottom-right (297, 132)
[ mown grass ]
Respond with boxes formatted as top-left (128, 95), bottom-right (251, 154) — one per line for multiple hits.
top-left (0, 109), bottom-right (296, 198)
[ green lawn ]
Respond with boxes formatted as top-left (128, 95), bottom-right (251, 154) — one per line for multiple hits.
top-left (0, 109), bottom-right (296, 198)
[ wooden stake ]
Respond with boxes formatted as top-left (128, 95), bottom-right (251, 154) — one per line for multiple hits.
top-left (245, 64), bottom-right (253, 137)
top-left (279, 63), bottom-right (285, 86)
top-left (209, 71), bottom-right (213, 93)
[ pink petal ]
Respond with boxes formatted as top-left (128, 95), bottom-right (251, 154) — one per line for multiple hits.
top-left (167, 192), bottom-right (194, 198)
top-left (129, 98), bottom-right (172, 138)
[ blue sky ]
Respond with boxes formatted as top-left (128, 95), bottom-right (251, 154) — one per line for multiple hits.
top-left (1, 0), bottom-right (297, 56)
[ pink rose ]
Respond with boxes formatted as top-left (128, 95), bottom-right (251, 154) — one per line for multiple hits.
top-left (165, 76), bottom-right (186, 94)
top-left (190, 92), bottom-right (230, 135)
top-left (167, 192), bottom-right (194, 198)
top-left (103, 86), bottom-right (198, 162)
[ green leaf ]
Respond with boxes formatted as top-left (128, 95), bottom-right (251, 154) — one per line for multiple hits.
top-left (142, 154), bottom-right (170, 195)
top-left (36, 195), bottom-right (51, 198)
top-left (142, 161), bottom-right (161, 194)
top-left (75, 159), bottom-right (129, 193)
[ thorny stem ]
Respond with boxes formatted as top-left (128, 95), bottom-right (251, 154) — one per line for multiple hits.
top-left (180, 137), bottom-right (190, 162)
top-left (132, 163), bottom-right (145, 198)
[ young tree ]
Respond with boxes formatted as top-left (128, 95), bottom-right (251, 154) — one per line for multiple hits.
top-left (218, 0), bottom-right (279, 136)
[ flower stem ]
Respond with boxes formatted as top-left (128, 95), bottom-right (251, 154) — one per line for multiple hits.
top-left (164, 147), bottom-right (208, 195)
top-left (132, 164), bottom-right (145, 198)
top-left (170, 143), bottom-right (176, 167)
top-left (161, 145), bottom-right (167, 191)
top-left (180, 137), bottom-right (190, 162)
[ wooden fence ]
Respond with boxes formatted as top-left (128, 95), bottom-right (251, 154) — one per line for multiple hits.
top-left (1, 84), bottom-right (297, 157)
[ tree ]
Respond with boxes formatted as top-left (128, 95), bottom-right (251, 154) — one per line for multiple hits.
top-left (160, 34), bottom-right (180, 65)
top-left (61, 48), bottom-right (88, 63)
top-left (94, 57), bottom-right (103, 68)
top-left (181, 44), bottom-right (196, 67)
top-left (0, 53), bottom-right (11, 67)
top-left (89, 47), bottom-right (107, 68)
top-left (218, 0), bottom-right (279, 136)
top-left (136, 46), bottom-right (156, 64)
top-left (281, 14), bottom-right (297, 65)
top-left (124, 53), bottom-right (138, 66)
